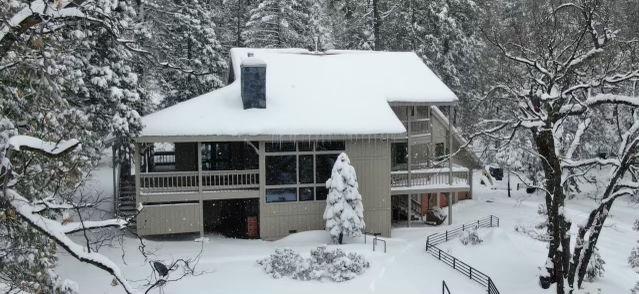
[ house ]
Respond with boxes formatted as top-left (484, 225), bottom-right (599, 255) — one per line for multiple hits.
top-left (116, 48), bottom-right (481, 240)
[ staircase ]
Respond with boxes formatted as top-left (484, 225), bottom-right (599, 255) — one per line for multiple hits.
top-left (392, 195), bottom-right (423, 221)
top-left (116, 175), bottom-right (137, 226)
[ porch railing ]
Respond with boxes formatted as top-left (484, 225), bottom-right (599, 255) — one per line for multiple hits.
top-left (391, 169), bottom-right (470, 188)
top-left (140, 169), bottom-right (259, 194)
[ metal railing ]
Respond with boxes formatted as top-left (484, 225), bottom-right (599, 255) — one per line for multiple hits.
top-left (425, 216), bottom-right (501, 294)
top-left (140, 169), bottom-right (259, 194)
top-left (391, 169), bottom-right (470, 188)
top-left (426, 215), bottom-right (499, 246)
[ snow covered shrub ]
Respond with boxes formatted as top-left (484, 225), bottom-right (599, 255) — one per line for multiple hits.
top-left (309, 246), bottom-right (370, 282)
top-left (323, 153), bottom-right (365, 244)
top-left (257, 248), bottom-right (304, 279)
top-left (459, 227), bottom-right (483, 246)
top-left (628, 243), bottom-right (639, 271)
top-left (257, 246), bottom-right (370, 282)
top-left (584, 247), bottom-right (605, 282)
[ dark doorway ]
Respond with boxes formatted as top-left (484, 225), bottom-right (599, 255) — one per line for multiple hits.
top-left (203, 198), bottom-right (259, 238)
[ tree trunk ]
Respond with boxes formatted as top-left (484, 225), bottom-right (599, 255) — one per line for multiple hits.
top-left (535, 128), bottom-right (571, 294)
top-left (372, 0), bottom-right (382, 50)
top-left (338, 232), bottom-right (344, 245)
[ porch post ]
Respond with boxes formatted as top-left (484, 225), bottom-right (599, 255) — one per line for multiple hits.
top-left (407, 194), bottom-right (411, 228)
top-left (134, 143), bottom-right (141, 223)
top-left (112, 145), bottom-right (119, 217)
top-left (448, 105), bottom-right (453, 225)
top-left (406, 107), bottom-right (412, 186)
top-left (197, 142), bottom-right (204, 238)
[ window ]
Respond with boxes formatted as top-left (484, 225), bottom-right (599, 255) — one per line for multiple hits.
top-left (391, 143), bottom-right (408, 171)
top-left (264, 141), bottom-right (344, 203)
top-left (435, 142), bottom-right (447, 158)
top-left (266, 188), bottom-right (297, 203)
top-left (266, 155), bottom-right (296, 185)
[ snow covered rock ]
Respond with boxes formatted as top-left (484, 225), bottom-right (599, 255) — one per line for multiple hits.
top-left (257, 246), bottom-right (370, 282)
top-left (459, 227), bottom-right (483, 246)
top-left (323, 153), bottom-right (365, 244)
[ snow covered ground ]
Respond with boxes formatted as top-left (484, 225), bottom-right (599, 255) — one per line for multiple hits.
top-left (56, 162), bottom-right (639, 293)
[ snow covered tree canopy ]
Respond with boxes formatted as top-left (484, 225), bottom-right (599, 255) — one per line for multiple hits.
top-left (323, 153), bottom-right (365, 244)
top-left (472, 1), bottom-right (639, 292)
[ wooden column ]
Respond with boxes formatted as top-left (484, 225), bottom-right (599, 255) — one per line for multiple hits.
top-left (197, 142), bottom-right (204, 238)
top-left (112, 145), bottom-right (118, 217)
top-left (448, 105), bottom-right (453, 225)
top-left (134, 143), bottom-right (141, 224)
top-left (406, 107), bottom-right (412, 186)
top-left (407, 194), bottom-right (411, 228)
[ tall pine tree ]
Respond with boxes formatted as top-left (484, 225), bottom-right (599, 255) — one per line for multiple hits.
top-left (243, 0), bottom-right (312, 48)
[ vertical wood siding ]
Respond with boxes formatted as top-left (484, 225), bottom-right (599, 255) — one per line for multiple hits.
top-left (137, 203), bottom-right (202, 235)
top-left (259, 139), bottom-right (392, 240)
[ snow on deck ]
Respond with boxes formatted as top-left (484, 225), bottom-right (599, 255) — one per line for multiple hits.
top-left (141, 48), bottom-right (458, 138)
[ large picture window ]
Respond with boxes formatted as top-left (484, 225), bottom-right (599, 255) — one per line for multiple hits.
top-left (264, 141), bottom-right (344, 203)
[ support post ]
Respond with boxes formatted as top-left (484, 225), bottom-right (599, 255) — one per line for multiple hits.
top-left (407, 194), bottom-right (412, 227)
top-left (406, 107), bottom-right (412, 186)
top-left (133, 143), bottom-right (141, 226)
top-left (197, 142), bottom-right (204, 238)
top-left (112, 145), bottom-right (118, 217)
top-left (448, 105), bottom-right (453, 225)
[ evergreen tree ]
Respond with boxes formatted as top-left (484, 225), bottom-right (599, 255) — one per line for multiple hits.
top-left (323, 153), bottom-right (365, 244)
top-left (243, 0), bottom-right (312, 48)
top-left (143, 0), bottom-right (228, 107)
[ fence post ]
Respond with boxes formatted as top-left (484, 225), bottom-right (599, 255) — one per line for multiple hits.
top-left (463, 224), bottom-right (465, 231)
top-left (469, 267), bottom-right (473, 279)
top-left (453, 258), bottom-right (456, 269)
top-left (438, 249), bottom-right (441, 260)
top-left (488, 278), bottom-right (492, 294)
top-left (490, 215), bottom-right (493, 227)
top-left (446, 230), bottom-right (448, 242)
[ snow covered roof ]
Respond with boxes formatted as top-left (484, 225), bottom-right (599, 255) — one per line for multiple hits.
top-left (140, 48), bottom-right (459, 139)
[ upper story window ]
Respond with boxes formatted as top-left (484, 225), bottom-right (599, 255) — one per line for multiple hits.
top-left (265, 141), bottom-right (345, 203)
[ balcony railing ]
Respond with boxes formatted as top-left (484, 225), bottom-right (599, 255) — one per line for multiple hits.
top-left (391, 168), bottom-right (470, 188)
top-left (140, 169), bottom-right (260, 194)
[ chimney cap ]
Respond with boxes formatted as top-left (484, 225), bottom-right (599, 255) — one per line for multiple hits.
top-left (241, 54), bottom-right (267, 67)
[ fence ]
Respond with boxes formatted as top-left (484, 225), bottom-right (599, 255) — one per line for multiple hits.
top-left (426, 215), bottom-right (499, 246)
top-left (425, 215), bottom-right (501, 294)
top-left (442, 280), bottom-right (451, 294)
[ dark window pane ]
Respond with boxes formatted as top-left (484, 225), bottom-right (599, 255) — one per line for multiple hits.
top-left (299, 187), bottom-right (314, 201)
top-left (265, 142), bottom-right (296, 152)
top-left (316, 154), bottom-right (338, 183)
top-left (316, 186), bottom-right (328, 200)
top-left (316, 141), bottom-right (345, 151)
top-left (266, 188), bottom-right (297, 203)
top-left (201, 142), bottom-right (258, 171)
top-left (266, 155), bottom-right (297, 185)
top-left (297, 141), bottom-right (313, 151)
top-left (391, 142), bottom-right (408, 171)
top-left (299, 155), bottom-right (314, 184)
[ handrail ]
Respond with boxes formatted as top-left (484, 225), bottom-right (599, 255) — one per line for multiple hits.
top-left (425, 216), bottom-right (501, 294)
top-left (442, 280), bottom-right (451, 294)
top-left (139, 169), bottom-right (260, 193)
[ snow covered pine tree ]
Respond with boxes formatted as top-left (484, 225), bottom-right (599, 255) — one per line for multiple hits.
top-left (323, 153), bottom-right (365, 244)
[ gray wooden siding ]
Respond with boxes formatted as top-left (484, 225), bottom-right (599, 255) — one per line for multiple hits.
top-left (137, 202), bottom-right (201, 235)
top-left (346, 140), bottom-right (392, 237)
top-left (258, 139), bottom-right (392, 240)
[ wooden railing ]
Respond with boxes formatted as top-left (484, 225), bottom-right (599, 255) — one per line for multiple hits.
top-left (140, 169), bottom-right (259, 194)
top-left (425, 216), bottom-right (501, 294)
top-left (391, 168), bottom-right (470, 188)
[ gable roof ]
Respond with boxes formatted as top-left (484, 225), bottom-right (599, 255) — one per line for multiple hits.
top-left (139, 48), bottom-right (458, 139)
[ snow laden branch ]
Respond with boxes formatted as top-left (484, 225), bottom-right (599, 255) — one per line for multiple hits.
top-left (4, 190), bottom-right (138, 293)
top-left (1, 135), bottom-right (141, 294)
top-left (560, 94), bottom-right (639, 115)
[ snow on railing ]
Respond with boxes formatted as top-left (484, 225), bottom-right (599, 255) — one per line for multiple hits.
top-left (425, 216), bottom-right (501, 294)
top-left (390, 169), bottom-right (470, 188)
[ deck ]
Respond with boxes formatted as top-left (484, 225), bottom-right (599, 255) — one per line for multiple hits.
top-left (390, 167), bottom-right (471, 195)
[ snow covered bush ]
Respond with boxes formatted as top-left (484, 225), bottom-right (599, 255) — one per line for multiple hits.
top-left (257, 248), bottom-right (304, 279)
top-left (584, 247), bottom-right (605, 282)
top-left (257, 246), bottom-right (370, 282)
top-left (323, 153), bottom-right (365, 244)
top-left (459, 227), bottom-right (483, 246)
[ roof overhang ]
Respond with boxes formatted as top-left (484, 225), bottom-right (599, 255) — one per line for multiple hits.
top-left (134, 133), bottom-right (406, 143)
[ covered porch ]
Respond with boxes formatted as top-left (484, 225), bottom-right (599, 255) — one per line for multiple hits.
top-left (131, 141), bottom-right (261, 237)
